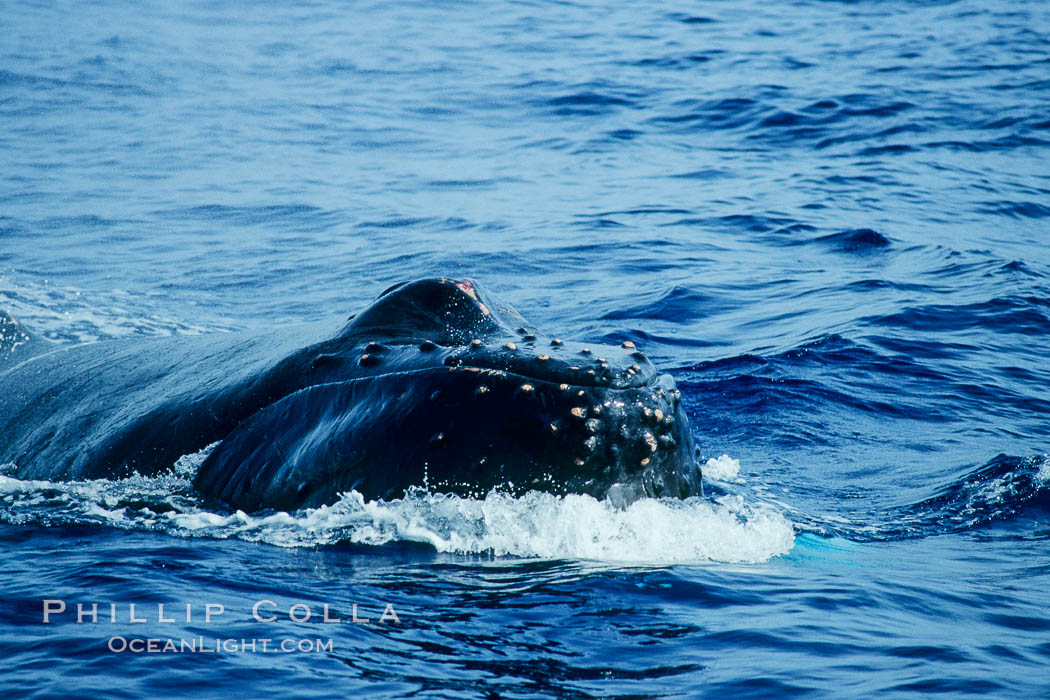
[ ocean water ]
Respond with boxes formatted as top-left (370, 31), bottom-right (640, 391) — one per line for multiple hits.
top-left (2, 0), bottom-right (1049, 695)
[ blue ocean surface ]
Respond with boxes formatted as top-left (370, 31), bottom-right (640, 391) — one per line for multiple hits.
top-left (2, 0), bottom-right (1049, 696)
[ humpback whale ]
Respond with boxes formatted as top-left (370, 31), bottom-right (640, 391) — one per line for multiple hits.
top-left (0, 278), bottom-right (701, 512)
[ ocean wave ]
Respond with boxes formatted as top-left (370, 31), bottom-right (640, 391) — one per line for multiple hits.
top-left (810, 228), bottom-right (892, 253)
top-left (896, 454), bottom-right (1050, 536)
top-left (798, 454), bottom-right (1050, 542)
top-left (863, 295), bottom-right (1050, 335)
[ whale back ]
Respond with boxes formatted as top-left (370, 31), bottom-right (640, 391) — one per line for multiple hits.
top-left (0, 319), bottom-right (337, 481)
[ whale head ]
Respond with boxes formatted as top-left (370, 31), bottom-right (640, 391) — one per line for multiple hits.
top-left (193, 278), bottom-right (701, 511)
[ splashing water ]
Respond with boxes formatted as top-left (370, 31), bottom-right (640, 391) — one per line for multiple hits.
top-left (703, 453), bottom-right (742, 482)
top-left (0, 448), bottom-right (794, 565)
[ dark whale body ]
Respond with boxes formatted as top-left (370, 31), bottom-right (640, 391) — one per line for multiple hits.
top-left (1, 278), bottom-right (701, 512)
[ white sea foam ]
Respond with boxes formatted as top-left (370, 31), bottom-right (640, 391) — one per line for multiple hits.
top-left (704, 453), bottom-right (742, 482)
top-left (1037, 455), bottom-right (1050, 484)
top-left (0, 449), bottom-right (795, 564)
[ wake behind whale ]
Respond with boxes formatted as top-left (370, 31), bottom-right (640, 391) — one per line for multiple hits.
top-left (0, 278), bottom-right (702, 513)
